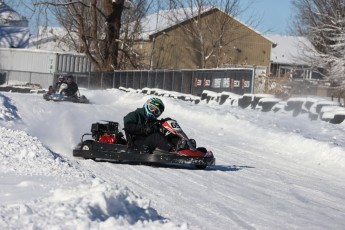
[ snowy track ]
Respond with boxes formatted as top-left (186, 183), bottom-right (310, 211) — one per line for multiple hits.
top-left (1, 90), bottom-right (345, 229)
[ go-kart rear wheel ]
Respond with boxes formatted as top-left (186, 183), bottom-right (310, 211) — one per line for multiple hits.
top-left (80, 140), bottom-right (96, 160)
top-left (81, 140), bottom-right (93, 150)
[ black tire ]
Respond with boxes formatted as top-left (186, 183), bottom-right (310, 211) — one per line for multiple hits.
top-left (195, 165), bottom-right (207, 170)
top-left (81, 140), bottom-right (93, 150)
top-left (80, 141), bottom-right (96, 160)
top-left (197, 147), bottom-right (207, 153)
top-left (195, 147), bottom-right (208, 169)
top-left (43, 94), bottom-right (50, 101)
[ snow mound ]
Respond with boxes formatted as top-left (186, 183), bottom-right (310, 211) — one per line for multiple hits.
top-left (0, 178), bottom-right (185, 230)
top-left (0, 93), bottom-right (20, 121)
top-left (0, 126), bottom-right (81, 178)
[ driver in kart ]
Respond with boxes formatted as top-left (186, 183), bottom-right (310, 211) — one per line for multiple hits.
top-left (61, 75), bottom-right (79, 97)
top-left (123, 97), bottom-right (175, 154)
top-left (46, 75), bottom-right (65, 95)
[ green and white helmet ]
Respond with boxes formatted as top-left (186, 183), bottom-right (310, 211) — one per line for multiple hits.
top-left (144, 97), bottom-right (165, 119)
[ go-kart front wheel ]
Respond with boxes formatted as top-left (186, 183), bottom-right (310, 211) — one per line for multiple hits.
top-left (195, 165), bottom-right (207, 170)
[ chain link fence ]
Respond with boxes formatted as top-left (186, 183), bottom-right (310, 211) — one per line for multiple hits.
top-left (59, 68), bottom-right (254, 96)
top-left (0, 48), bottom-right (255, 95)
top-left (1, 68), bottom-right (255, 96)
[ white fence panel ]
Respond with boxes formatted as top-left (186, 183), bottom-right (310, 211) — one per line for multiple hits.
top-left (0, 48), bottom-right (91, 89)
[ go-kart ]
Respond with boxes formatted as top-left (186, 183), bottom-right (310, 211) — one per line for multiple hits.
top-left (43, 83), bottom-right (89, 103)
top-left (73, 119), bottom-right (215, 169)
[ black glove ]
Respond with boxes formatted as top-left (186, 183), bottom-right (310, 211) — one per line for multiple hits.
top-left (143, 126), bottom-right (153, 135)
top-left (143, 124), bottom-right (160, 135)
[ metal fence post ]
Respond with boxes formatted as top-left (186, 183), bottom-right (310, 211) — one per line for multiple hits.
top-left (126, 71), bottom-right (128, 88)
top-left (163, 69), bottom-right (165, 90)
top-left (88, 71), bottom-right (91, 89)
top-left (6, 70), bottom-right (10, 85)
top-left (251, 67), bottom-right (255, 94)
top-left (113, 71), bottom-right (115, 88)
top-left (147, 70), bottom-right (149, 88)
top-left (181, 71), bottom-right (183, 93)
top-left (101, 72), bottom-right (104, 89)
top-left (190, 71), bottom-right (194, 95)
top-left (139, 71), bottom-right (143, 89)
top-left (172, 70), bottom-right (175, 92)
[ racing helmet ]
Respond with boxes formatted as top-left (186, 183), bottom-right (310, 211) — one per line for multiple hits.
top-left (144, 98), bottom-right (165, 119)
top-left (66, 75), bottom-right (73, 81)
top-left (58, 75), bottom-right (64, 81)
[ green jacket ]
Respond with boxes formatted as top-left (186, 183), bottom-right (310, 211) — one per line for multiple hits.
top-left (123, 108), bottom-right (156, 136)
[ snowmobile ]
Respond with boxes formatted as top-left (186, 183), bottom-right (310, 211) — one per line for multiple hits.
top-left (43, 83), bottom-right (89, 103)
top-left (73, 119), bottom-right (215, 169)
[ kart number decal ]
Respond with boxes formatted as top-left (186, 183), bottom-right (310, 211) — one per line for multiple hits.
top-left (170, 122), bottom-right (181, 129)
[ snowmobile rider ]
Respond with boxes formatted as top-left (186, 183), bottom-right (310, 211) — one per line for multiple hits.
top-left (61, 75), bottom-right (79, 97)
top-left (123, 97), bottom-right (174, 154)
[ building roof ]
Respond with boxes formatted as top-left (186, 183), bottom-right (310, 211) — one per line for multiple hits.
top-left (28, 26), bottom-right (72, 51)
top-left (138, 7), bottom-right (207, 40)
top-left (139, 7), bottom-right (274, 44)
top-left (268, 35), bottom-right (316, 65)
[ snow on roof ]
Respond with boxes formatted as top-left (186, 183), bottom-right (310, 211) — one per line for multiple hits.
top-left (28, 26), bottom-right (76, 52)
top-left (29, 26), bottom-right (67, 43)
top-left (138, 7), bottom-right (211, 40)
top-left (139, 7), bottom-right (274, 44)
top-left (268, 35), bottom-right (316, 65)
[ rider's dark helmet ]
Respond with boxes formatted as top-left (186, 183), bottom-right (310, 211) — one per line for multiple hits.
top-left (66, 75), bottom-right (73, 81)
top-left (143, 97), bottom-right (165, 119)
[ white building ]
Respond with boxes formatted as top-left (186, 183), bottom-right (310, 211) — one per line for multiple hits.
top-left (29, 26), bottom-right (75, 52)
top-left (268, 35), bottom-right (323, 80)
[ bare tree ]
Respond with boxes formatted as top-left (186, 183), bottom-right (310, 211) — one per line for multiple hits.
top-left (12, 0), bottom-right (153, 71)
top-left (117, 0), bottom-right (155, 69)
top-left (49, 0), bottom-right (129, 71)
top-left (292, 0), bottom-right (345, 79)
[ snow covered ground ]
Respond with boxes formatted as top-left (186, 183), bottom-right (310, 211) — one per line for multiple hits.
top-left (1, 89), bottom-right (345, 230)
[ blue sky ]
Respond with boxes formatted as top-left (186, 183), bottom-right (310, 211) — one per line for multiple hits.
top-left (239, 0), bottom-right (293, 35)
top-left (8, 0), bottom-right (293, 35)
